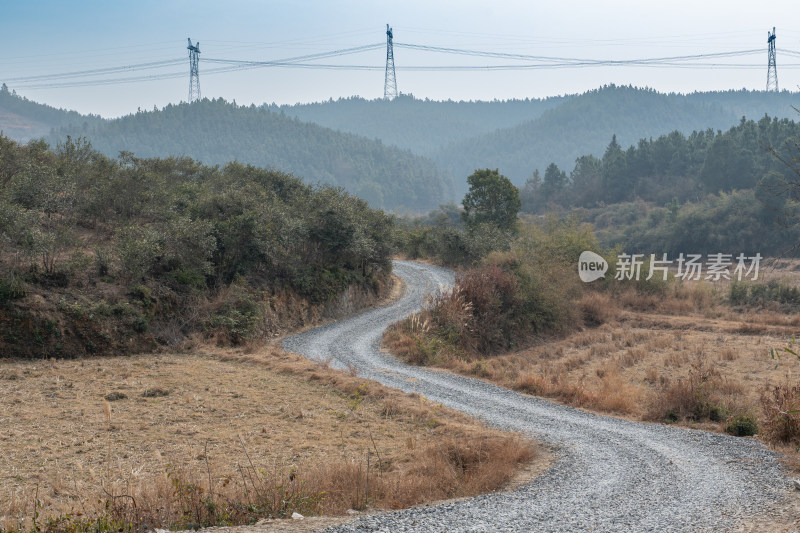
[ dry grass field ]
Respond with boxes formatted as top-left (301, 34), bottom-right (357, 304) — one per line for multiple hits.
top-left (385, 267), bottom-right (800, 462)
top-left (0, 346), bottom-right (542, 531)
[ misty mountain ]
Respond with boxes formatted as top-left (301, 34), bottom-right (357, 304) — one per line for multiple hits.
top-left (45, 98), bottom-right (455, 212)
top-left (0, 84), bottom-right (104, 141)
top-left (3, 85), bottom-right (799, 212)
top-left (269, 94), bottom-right (568, 155)
top-left (432, 85), bottom-right (800, 193)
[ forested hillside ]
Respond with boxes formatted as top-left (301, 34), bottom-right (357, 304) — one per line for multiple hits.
top-left (48, 98), bottom-right (455, 211)
top-left (3, 85), bottom-right (798, 212)
top-left (270, 94), bottom-right (567, 155)
top-left (521, 114), bottom-right (800, 256)
top-left (433, 85), bottom-right (800, 193)
top-left (0, 136), bottom-right (395, 358)
top-left (0, 84), bottom-right (103, 141)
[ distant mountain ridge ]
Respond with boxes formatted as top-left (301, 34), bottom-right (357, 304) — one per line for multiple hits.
top-left (1, 84), bottom-right (798, 210)
top-left (0, 85), bottom-right (103, 141)
top-left (45, 98), bottom-right (455, 212)
top-left (431, 86), bottom-right (800, 192)
top-left (268, 94), bottom-right (568, 155)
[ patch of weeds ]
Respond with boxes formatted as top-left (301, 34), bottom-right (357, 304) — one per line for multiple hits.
top-left (129, 284), bottom-right (152, 306)
top-left (664, 411), bottom-right (680, 424)
top-left (130, 315), bottom-right (149, 333)
top-left (32, 327), bottom-right (45, 346)
top-left (104, 392), bottom-right (127, 402)
top-left (171, 267), bottom-right (207, 290)
top-left (142, 387), bottom-right (170, 398)
top-left (0, 274), bottom-right (27, 302)
top-left (708, 404), bottom-right (728, 422)
top-left (1, 370), bottom-right (19, 380)
top-left (470, 359), bottom-right (490, 378)
top-left (110, 301), bottom-right (136, 317)
top-left (347, 383), bottom-right (368, 411)
top-left (44, 319), bottom-right (61, 338)
top-left (90, 300), bottom-right (113, 317)
top-left (725, 415), bottom-right (758, 437)
top-left (58, 298), bottom-right (86, 318)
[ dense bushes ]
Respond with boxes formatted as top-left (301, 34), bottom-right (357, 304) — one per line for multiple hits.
top-left (729, 279), bottom-right (800, 309)
top-left (0, 135), bottom-right (395, 356)
top-left (387, 216), bottom-right (590, 362)
top-left (588, 190), bottom-right (800, 257)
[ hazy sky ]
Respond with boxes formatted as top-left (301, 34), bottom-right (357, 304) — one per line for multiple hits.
top-left (1, 0), bottom-right (798, 117)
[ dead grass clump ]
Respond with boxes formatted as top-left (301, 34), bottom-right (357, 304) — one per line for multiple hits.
top-left (141, 387), bottom-right (170, 398)
top-left (104, 391), bottom-right (127, 401)
top-left (645, 334), bottom-right (673, 351)
top-left (591, 372), bottom-right (644, 414)
top-left (619, 289), bottom-right (661, 311)
top-left (617, 347), bottom-right (646, 368)
top-left (760, 383), bottom-right (800, 445)
top-left (668, 283), bottom-right (715, 312)
top-left (579, 291), bottom-right (619, 326)
top-left (589, 343), bottom-right (614, 358)
top-left (571, 329), bottom-right (607, 348)
top-left (645, 359), bottom-right (743, 423)
top-left (732, 323), bottom-right (768, 335)
top-left (718, 347), bottom-right (738, 361)
top-left (367, 434), bottom-right (533, 510)
top-left (515, 370), bottom-right (642, 415)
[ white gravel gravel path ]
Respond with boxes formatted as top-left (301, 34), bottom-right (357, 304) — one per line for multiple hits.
top-left (282, 260), bottom-right (790, 532)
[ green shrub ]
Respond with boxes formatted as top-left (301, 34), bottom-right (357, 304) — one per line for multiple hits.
top-left (115, 225), bottom-right (164, 281)
top-left (171, 267), bottom-right (207, 289)
top-left (728, 280), bottom-right (800, 309)
top-left (209, 280), bottom-right (264, 345)
top-left (725, 415), bottom-right (758, 437)
top-left (0, 274), bottom-right (27, 302)
top-left (729, 282), bottom-right (748, 305)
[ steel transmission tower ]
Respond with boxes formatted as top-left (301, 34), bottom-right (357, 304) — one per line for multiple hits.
top-left (767, 27), bottom-right (778, 92)
top-left (384, 24), bottom-right (398, 100)
top-left (187, 38), bottom-right (201, 102)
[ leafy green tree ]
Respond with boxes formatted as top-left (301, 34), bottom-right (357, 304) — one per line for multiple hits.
top-left (520, 169), bottom-right (542, 213)
top-left (541, 162), bottom-right (568, 202)
top-left (601, 134), bottom-right (631, 202)
top-left (461, 169), bottom-right (521, 231)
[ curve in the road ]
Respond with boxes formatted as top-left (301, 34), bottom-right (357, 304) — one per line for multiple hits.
top-left (282, 260), bottom-right (789, 533)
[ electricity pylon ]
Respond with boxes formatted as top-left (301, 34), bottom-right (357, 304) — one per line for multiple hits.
top-left (384, 24), bottom-right (398, 100)
top-left (188, 38), bottom-right (201, 102)
top-left (767, 27), bottom-right (778, 92)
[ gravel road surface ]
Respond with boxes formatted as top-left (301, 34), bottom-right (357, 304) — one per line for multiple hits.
top-left (283, 260), bottom-right (790, 532)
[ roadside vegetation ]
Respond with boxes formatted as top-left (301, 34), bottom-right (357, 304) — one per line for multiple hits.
top-left (0, 137), bottom-right (539, 531)
top-left (0, 134), bottom-right (393, 358)
top-left (390, 164), bottom-right (800, 464)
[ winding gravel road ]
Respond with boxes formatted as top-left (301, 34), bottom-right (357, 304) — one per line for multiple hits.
top-left (283, 260), bottom-right (790, 532)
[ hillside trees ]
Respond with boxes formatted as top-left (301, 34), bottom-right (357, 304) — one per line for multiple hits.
top-left (462, 169), bottom-right (521, 231)
top-left (0, 135), bottom-right (396, 356)
top-left (48, 98), bottom-right (455, 211)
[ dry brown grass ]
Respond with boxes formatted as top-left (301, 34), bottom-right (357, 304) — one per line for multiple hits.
top-left (760, 381), bottom-right (800, 445)
top-left (0, 347), bottom-right (539, 530)
top-left (579, 291), bottom-right (619, 326)
top-left (384, 279), bottom-right (800, 441)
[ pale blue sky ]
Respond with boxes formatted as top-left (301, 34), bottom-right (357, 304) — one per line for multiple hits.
top-left (1, 0), bottom-right (798, 117)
